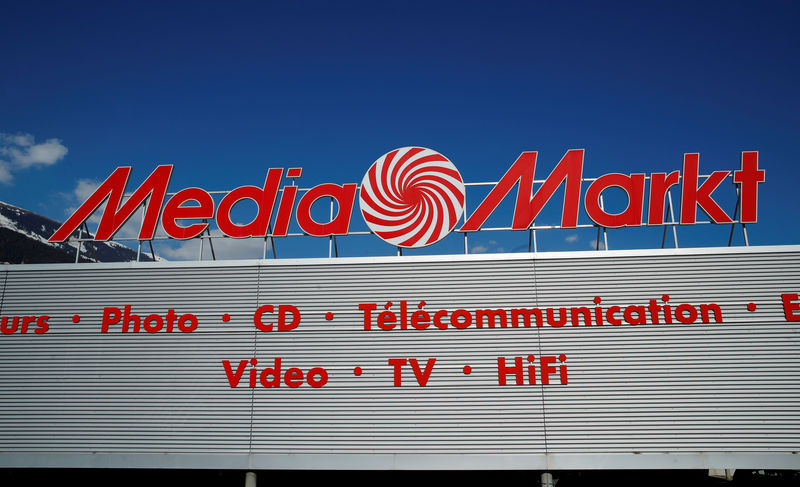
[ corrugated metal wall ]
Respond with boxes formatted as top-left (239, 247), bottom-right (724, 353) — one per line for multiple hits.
top-left (0, 247), bottom-right (798, 469)
top-left (534, 252), bottom-right (800, 454)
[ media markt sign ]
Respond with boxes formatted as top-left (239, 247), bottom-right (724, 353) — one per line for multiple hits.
top-left (49, 147), bottom-right (764, 248)
top-left (3, 146), bottom-right (800, 473)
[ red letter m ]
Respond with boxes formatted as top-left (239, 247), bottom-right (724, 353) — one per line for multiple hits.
top-left (460, 150), bottom-right (584, 231)
top-left (50, 165), bottom-right (173, 242)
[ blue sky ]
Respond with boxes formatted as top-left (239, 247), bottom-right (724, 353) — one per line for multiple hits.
top-left (1, 1), bottom-right (798, 259)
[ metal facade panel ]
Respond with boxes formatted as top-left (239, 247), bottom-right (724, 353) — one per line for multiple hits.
top-left (0, 265), bottom-right (259, 453)
top-left (250, 259), bottom-right (546, 454)
top-left (532, 252), bottom-right (800, 453)
top-left (0, 246), bottom-right (798, 469)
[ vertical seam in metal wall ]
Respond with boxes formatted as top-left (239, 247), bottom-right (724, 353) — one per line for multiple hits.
top-left (247, 265), bottom-right (260, 453)
top-left (0, 269), bottom-right (8, 315)
top-left (531, 256), bottom-right (550, 457)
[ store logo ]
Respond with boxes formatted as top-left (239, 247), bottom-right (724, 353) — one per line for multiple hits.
top-left (359, 147), bottom-right (465, 248)
top-left (48, 148), bottom-right (764, 248)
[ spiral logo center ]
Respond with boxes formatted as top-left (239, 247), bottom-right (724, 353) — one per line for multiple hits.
top-left (359, 147), bottom-right (466, 248)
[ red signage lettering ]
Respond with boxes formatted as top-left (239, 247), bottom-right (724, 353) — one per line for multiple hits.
top-left (48, 149), bottom-right (764, 246)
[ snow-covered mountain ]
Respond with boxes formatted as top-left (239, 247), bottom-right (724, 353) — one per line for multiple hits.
top-left (0, 201), bottom-right (157, 264)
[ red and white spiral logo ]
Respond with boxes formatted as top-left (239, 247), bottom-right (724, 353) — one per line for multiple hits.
top-left (360, 147), bottom-right (466, 248)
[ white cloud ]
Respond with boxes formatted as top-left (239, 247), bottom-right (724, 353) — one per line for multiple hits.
top-left (471, 244), bottom-right (488, 253)
top-left (158, 239), bottom-right (201, 260)
top-left (159, 231), bottom-right (272, 261)
top-left (65, 179), bottom-right (105, 227)
top-left (565, 234), bottom-right (578, 243)
top-left (589, 239), bottom-right (606, 250)
top-left (0, 132), bottom-right (67, 184)
top-left (0, 133), bottom-right (34, 147)
top-left (73, 178), bottom-right (101, 201)
top-left (0, 162), bottom-right (12, 184)
top-left (7, 139), bottom-right (68, 168)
